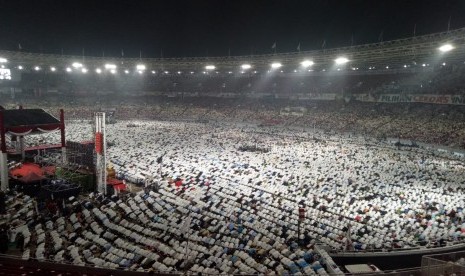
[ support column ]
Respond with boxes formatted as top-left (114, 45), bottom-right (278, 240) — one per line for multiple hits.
top-left (0, 111), bottom-right (8, 191)
top-left (19, 136), bottom-right (25, 161)
top-left (60, 109), bottom-right (67, 164)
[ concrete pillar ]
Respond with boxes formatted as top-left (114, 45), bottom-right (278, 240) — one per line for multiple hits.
top-left (0, 152), bottom-right (7, 191)
top-left (0, 111), bottom-right (7, 191)
top-left (19, 136), bottom-right (25, 161)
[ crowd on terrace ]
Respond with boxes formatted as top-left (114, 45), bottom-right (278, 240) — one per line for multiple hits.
top-left (14, 62), bottom-right (465, 96)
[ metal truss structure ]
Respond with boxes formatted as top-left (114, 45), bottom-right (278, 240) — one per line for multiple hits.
top-left (0, 28), bottom-right (465, 71)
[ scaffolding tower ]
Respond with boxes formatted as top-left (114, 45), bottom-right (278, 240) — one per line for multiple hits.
top-left (95, 112), bottom-right (107, 195)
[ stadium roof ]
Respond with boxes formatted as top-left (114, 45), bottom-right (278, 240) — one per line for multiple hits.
top-left (0, 27), bottom-right (464, 71)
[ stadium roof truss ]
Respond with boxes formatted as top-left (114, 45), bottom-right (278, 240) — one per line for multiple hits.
top-left (0, 27), bottom-right (464, 71)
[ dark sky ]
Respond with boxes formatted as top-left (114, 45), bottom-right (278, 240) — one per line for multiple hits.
top-left (0, 0), bottom-right (464, 58)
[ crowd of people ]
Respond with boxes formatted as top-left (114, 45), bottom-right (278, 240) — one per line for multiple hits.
top-left (17, 62), bottom-right (465, 96)
top-left (1, 94), bottom-right (465, 273)
top-left (3, 95), bottom-right (465, 149)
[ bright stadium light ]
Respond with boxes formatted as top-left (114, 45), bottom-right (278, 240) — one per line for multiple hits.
top-left (96, 68), bottom-right (102, 74)
top-left (50, 67), bottom-right (56, 72)
top-left (72, 62), bottom-right (83, 68)
top-left (439, 44), bottom-right (454, 52)
top-left (138, 70), bottom-right (143, 74)
top-left (66, 67), bottom-right (72, 72)
top-left (0, 58), bottom-right (7, 63)
top-left (18, 65), bottom-right (23, 70)
top-left (241, 64), bottom-right (252, 70)
top-left (136, 64), bottom-right (146, 70)
top-left (151, 70), bottom-right (156, 74)
top-left (34, 66), bottom-right (40, 71)
top-left (110, 69), bottom-right (116, 74)
top-left (81, 68), bottom-right (88, 73)
top-left (177, 71), bottom-right (182, 74)
top-left (271, 62), bottom-right (282, 69)
top-left (335, 57), bottom-right (349, 65)
top-left (300, 60), bottom-right (314, 67)
top-left (124, 70), bottom-right (129, 74)
top-left (105, 64), bottom-right (117, 69)
top-left (205, 65), bottom-right (215, 70)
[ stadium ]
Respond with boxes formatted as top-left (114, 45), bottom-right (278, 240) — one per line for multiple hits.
top-left (2, 2), bottom-right (465, 275)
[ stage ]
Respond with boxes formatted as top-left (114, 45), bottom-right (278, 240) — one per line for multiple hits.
top-left (9, 163), bottom-right (56, 179)
top-left (7, 144), bottom-right (62, 154)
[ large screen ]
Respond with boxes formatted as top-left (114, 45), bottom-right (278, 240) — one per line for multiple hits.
top-left (0, 68), bottom-right (11, 80)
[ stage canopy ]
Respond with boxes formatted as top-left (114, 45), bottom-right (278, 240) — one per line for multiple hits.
top-left (2, 109), bottom-right (61, 135)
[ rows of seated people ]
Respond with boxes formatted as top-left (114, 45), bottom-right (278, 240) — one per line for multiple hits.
top-left (1, 189), bottom-right (338, 275)
top-left (3, 95), bottom-right (465, 149)
top-left (15, 120), bottom-right (465, 254)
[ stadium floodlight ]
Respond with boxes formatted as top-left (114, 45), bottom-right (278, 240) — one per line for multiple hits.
top-left (72, 62), bottom-right (83, 68)
top-left (190, 71), bottom-right (194, 74)
top-left (138, 70), bottom-right (143, 74)
top-left (0, 58), bottom-right (7, 63)
top-left (439, 44), bottom-right (454, 52)
top-left (18, 65), bottom-right (23, 70)
top-left (442, 62), bottom-right (446, 66)
top-left (96, 68), bottom-right (102, 74)
top-left (271, 62), bottom-right (282, 69)
top-left (151, 70), bottom-right (156, 74)
top-left (335, 57), bottom-right (349, 65)
top-left (205, 65), bottom-right (215, 70)
top-left (177, 71), bottom-right (182, 74)
top-left (34, 66), bottom-right (40, 71)
top-left (136, 64), bottom-right (146, 70)
top-left (66, 67), bottom-right (72, 72)
top-left (50, 67), bottom-right (56, 72)
top-left (241, 64), bottom-right (252, 70)
top-left (105, 64), bottom-right (117, 69)
top-left (403, 64), bottom-right (407, 68)
top-left (124, 70), bottom-right (129, 74)
top-left (300, 60), bottom-right (314, 67)
top-left (82, 68), bottom-right (88, 73)
top-left (110, 69), bottom-right (116, 74)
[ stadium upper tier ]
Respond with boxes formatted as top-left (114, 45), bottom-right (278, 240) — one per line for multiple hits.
top-left (0, 28), bottom-right (465, 73)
